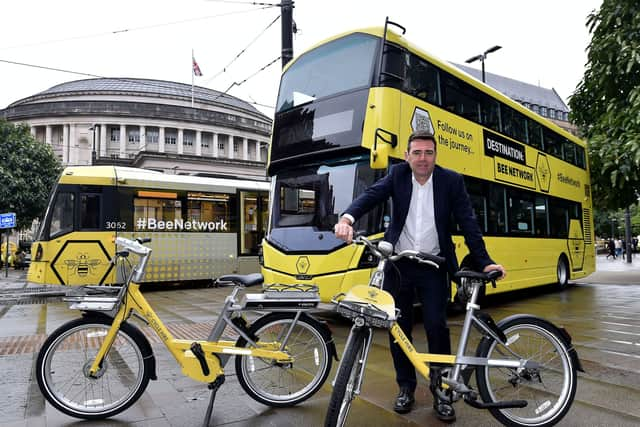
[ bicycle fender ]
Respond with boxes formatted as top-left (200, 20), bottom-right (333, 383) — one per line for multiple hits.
top-left (80, 312), bottom-right (158, 380)
top-left (496, 314), bottom-right (584, 373)
top-left (301, 313), bottom-right (339, 362)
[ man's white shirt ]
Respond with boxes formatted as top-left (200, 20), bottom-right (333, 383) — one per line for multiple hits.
top-left (395, 174), bottom-right (440, 255)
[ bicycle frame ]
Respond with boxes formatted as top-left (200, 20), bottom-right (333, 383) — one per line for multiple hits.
top-left (85, 282), bottom-right (293, 384)
top-left (76, 238), bottom-right (316, 385)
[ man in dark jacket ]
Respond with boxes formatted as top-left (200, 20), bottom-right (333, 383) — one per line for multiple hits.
top-left (335, 130), bottom-right (505, 422)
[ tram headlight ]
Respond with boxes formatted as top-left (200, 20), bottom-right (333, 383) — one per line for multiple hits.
top-left (34, 243), bottom-right (43, 261)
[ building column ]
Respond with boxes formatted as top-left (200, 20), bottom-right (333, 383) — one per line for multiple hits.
top-left (69, 124), bottom-right (77, 164)
top-left (100, 124), bottom-right (107, 157)
top-left (45, 125), bottom-right (53, 146)
top-left (178, 128), bottom-right (184, 155)
top-left (159, 127), bottom-right (165, 153)
top-left (139, 125), bottom-right (146, 151)
top-left (212, 133), bottom-right (218, 158)
top-left (119, 125), bottom-right (126, 158)
top-left (255, 140), bottom-right (262, 162)
top-left (195, 130), bottom-right (202, 156)
top-left (62, 124), bottom-right (70, 164)
top-left (242, 137), bottom-right (248, 160)
top-left (228, 136), bottom-right (234, 160)
top-left (30, 126), bottom-right (36, 137)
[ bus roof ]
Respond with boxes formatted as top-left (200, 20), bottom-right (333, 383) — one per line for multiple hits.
top-left (59, 166), bottom-right (271, 192)
top-left (285, 26), bottom-right (583, 147)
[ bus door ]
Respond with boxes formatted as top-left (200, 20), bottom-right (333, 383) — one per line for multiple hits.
top-left (567, 219), bottom-right (585, 271)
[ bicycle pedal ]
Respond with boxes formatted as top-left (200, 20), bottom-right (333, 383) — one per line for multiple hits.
top-left (190, 342), bottom-right (210, 376)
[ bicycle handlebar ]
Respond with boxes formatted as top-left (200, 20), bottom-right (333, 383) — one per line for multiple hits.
top-left (115, 237), bottom-right (152, 257)
top-left (353, 235), bottom-right (444, 269)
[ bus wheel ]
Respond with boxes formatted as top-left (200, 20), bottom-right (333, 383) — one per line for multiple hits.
top-left (557, 256), bottom-right (569, 290)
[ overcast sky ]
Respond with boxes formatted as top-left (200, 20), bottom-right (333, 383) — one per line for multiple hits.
top-left (0, 0), bottom-right (602, 117)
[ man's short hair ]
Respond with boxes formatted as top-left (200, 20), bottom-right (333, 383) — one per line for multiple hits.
top-left (407, 130), bottom-right (436, 152)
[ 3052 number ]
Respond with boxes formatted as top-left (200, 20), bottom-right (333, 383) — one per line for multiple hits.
top-left (105, 221), bottom-right (127, 230)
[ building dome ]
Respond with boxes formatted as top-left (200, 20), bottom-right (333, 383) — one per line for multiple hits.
top-left (1, 78), bottom-right (272, 179)
top-left (9, 78), bottom-right (265, 117)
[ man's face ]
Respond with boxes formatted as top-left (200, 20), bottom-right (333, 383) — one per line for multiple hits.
top-left (405, 138), bottom-right (437, 181)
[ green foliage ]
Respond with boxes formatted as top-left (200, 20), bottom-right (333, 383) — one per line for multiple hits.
top-left (594, 205), bottom-right (640, 239)
top-left (0, 119), bottom-right (62, 230)
top-left (569, 0), bottom-right (640, 210)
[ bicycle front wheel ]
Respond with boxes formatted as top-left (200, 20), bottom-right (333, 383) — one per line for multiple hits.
top-left (475, 316), bottom-right (577, 427)
top-left (235, 312), bottom-right (333, 407)
top-left (36, 315), bottom-right (152, 419)
top-left (324, 326), bottom-right (370, 427)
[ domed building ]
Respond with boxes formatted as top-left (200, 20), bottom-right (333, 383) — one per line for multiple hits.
top-left (0, 78), bottom-right (272, 178)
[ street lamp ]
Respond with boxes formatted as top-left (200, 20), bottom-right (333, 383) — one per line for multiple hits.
top-left (465, 45), bottom-right (502, 83)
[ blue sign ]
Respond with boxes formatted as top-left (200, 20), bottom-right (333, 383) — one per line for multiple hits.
top-left (0, 212), bottom-right (16, 229)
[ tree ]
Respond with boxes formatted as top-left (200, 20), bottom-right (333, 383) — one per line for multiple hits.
top-left (0, 119), bottom-right (62, 230)
top-left (569, 0), bottom-right (640, 210)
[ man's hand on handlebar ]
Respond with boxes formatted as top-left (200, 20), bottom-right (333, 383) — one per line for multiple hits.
top-left (334, 218), bottom-right (354, 243)
top-left (483, 263), bottom-right (506, 280)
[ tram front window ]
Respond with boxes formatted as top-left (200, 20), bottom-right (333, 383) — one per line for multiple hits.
top-left (268, 159), bottom-right (387, 252)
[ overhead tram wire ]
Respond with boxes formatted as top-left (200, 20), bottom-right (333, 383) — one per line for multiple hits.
top-left (212, 56), bottom-right (281, 103)
top-left (0, 7), bottom-right (276, 51)
top-left (206, 1), bottom-right (282, 6)
top-left (203, 14), bottom-right (281, 86)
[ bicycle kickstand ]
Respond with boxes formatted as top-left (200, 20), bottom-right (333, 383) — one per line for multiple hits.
top-left (202, 374), bottom-right (226, 427)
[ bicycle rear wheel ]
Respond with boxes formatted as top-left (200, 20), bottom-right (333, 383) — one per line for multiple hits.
top-left (235, 312), bottom-right (333, 407)
top-left (475, 316), bottom-right (577, 427)
top-left (324, 326), bottom-right (370, 427)
top-left (36, 315), bottom-right (153, 419)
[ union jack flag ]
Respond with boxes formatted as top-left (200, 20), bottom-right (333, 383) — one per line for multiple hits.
top-left (192, 57), bottom-right (203, 76)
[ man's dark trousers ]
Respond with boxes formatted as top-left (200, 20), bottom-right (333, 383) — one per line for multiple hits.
top-left (384, 258), bottom-right (451, 391)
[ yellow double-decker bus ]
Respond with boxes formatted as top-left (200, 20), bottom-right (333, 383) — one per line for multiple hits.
top-left (261, 22), bottom-right (594, 303)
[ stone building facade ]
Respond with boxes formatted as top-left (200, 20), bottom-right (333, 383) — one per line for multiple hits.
top-left (1, 78), bottom-right (272, 179)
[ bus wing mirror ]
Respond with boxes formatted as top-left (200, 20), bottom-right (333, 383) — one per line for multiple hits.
top-left (370, 128), bottom-right (397, 169)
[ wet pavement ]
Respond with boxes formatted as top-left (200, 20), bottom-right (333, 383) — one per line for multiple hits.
top-left (1, 254), bottom-right (639, 426)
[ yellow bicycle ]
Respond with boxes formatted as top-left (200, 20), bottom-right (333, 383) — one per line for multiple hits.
top-left (35, 237), bottom-right (335, 423)
top-left (325, 236), bottom-right (582, 427)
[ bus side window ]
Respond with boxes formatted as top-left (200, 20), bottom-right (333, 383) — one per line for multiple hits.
top-left (80, 194), bottom-right (101, 230)
top-left (549, 199), bottom-right (569, 238)
top-left (534, 196), bottom-right (549, 237)
top-left (404, 55), bottom-right (439, 105)
top-left (441, 72), bottom-right (480, 123)
top-left (50, 192), bottom-right (75, 238)
top-left (488, 185), bottom-right (507, 235)
top-left (508, 191), bottom-right (534, 236)
top-left (463, 177), bottom-right (487, 233)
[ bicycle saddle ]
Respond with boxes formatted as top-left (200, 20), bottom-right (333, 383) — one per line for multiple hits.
top-left (454, 269), bottom-right (501, 281)
top-left (216, 273), bottom-right (264, 287)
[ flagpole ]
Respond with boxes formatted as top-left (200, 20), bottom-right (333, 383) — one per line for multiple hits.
top-left (191, 49), bottom-right (195, 108)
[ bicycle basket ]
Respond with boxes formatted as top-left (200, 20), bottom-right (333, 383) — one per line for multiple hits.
top-left (336, 300), bottom-right (396, 328)
top-left (335, 285), bottom-right (397, 328)
top-left (63, 286), bottom-right (122, 311)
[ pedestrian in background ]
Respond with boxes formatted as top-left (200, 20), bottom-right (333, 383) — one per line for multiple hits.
top-left (615, 238), bottom-right (623, 258)
top-left (606, 239), bottom-right (616, 259)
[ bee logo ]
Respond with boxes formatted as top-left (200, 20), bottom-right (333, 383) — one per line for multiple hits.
top-left (64, 253), bottom-right (102, 277)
